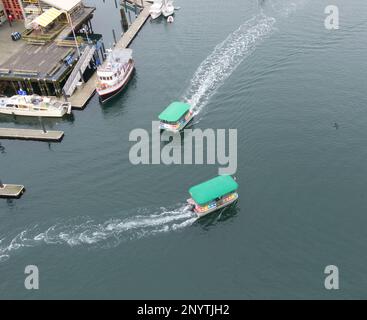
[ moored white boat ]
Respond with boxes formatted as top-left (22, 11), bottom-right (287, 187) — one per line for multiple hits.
top-left (162, 0), bottom-right (175, 17)
top-left (0, 95), bottom-right (72, 118)
top-left (149, 0), bottom-right (163, 19)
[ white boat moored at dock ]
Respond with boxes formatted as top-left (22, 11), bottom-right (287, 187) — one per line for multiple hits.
top-left (162, 0), bottom-right (175, 17)
top-left (0, 95), bottom-right (72, 118)
top-left (149, 0), bottom-right (163, 19)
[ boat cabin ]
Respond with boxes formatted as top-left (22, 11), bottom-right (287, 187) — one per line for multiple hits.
top-left (188, 175), bottom-right (238, 217)
top-left (96, 49), bottom-right (133, 91)
top-left (158, 102), bottom-right (193, 132)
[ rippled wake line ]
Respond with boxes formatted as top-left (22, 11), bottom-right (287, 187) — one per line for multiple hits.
top-left (0, 205), bottom-right (197, 263)
top-left (269, 0), bottom-right (308, 17)
top-left (182, 14), bottom-right (276, 115)
top-left (182, 0), bottom-right (308, 117)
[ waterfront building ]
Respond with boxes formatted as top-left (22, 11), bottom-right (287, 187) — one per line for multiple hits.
top-left (0, 1), bottom-right (7, 24)
top-left (0, 0), bottom-right (24, 20)
top-left (0, 0), bottom-right (102, 98)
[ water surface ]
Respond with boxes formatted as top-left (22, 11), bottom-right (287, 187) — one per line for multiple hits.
top-left (0, 0), bottom-right (367, 299)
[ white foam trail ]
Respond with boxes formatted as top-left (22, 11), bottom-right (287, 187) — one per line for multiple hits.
top-left (0, 205), bottom-right (197, 263)
top-left (183, 14), bottom-right (276, 115)
top-left (268, 0), bottom-right (308, 17)
top-left (183, 0), bottom-right (309, 117)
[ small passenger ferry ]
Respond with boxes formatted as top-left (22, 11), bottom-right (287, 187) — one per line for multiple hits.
top-left (187, 175), bottom-right (239, 218)
top-left (158, 101), bottom-right (194, 132)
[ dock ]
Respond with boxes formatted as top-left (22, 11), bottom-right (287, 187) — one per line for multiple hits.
top-left (0, 184), bottom-right (25, 199)
top-left (0, 2), bottom-right (153, 110)
top-left (70, 1), bottom-right (152, 109)
top-left (116, 3), bottom-right (152, 49)
top-left (0, 128), bottom-right (64, 142)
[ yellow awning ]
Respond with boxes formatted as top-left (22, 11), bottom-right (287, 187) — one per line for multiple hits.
top-left (33, 8), bottom-right (63, 28)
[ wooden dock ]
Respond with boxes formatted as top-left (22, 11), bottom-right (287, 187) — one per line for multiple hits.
top-left (69, 76), bottom-right (97, 109)
top-left (116, 4), bottom-right (152, 49)
top-left (0, 128), bottom-right (64, 142)
top-left (0, 184), bottom-right (25, 199)
top-left (70, 1), bottom-right (152, 109)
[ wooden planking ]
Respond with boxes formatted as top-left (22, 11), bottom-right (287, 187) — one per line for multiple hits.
top-left (0, 128), bottom-right (64, 142)
top-left (116, 5), bottom-right (151, 49)
top-left (69, 74), bottom-right (97, 109)
top-left (0, 184), bottom-right (25, 199)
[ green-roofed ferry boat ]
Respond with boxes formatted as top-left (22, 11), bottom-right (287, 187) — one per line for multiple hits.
top-left (159, 101), bottom-right (194, 132)
top-left (187, 175), bottom-right (239, 218)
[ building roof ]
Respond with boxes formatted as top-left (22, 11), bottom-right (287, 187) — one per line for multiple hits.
top-left (33, 7), bottom-right (63, 28)
top-left (189, 176), bottom-right (238, 206)
top-left (158, 102), bottom-right (191, 122)
top-left (41, 0), bottom-right (82, 12)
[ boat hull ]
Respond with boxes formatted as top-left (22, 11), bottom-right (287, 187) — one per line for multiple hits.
top-left (97, 62), bottom-right (135, 103)
top-left (162, 11), bottom-right (174, 18)
top-left (0, 107), bottom-right (69, 118)
top-left (159, 112), bottom-right (194, 133)
top-left (188, 193), bottom-right (239, 218)
top-left (150, 12), bottom-right (162, 19)
top-left (162, 5), bottom-right (174, 17)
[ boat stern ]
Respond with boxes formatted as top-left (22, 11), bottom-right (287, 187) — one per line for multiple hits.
top-left (159, 121), bottom-right (181, 133)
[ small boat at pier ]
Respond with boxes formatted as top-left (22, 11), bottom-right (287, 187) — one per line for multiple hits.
top-left (149, 0), bottom-right (163, 20)
top-left (162, 0), bottom-right (175, 17)
top-left (96, 48), bottom-right (135, 103)
top-left (187, 175), bottom-right (239, 218)
top-left (158, 101), bottom-right (194, 132)
top-left (0, 95), bottom-right (72, 118)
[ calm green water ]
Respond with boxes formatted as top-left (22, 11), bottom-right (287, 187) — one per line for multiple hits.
top-left (1, 0), bottom-right (367, 299)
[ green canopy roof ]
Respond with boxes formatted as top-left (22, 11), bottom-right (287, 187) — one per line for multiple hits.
top-left (159, 102), bottom-right (191, 122)
top-left (189, 175), bottom-right (238, 206)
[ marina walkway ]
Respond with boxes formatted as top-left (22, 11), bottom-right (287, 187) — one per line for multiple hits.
top-left (0, 128), bottom-right (64, 142)
top-left (0, 184), bottom-right (25, 199)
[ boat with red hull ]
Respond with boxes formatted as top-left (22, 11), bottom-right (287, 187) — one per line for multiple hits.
top-left (96, 48), bottom-right (135, 103)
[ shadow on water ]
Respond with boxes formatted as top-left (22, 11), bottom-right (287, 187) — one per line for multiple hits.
top-left (195, 201), bottom-right (240, 230)
top-left (159, 121), bottom-right (198, 148)
top-left (149, 16), bottom-right (166, 25)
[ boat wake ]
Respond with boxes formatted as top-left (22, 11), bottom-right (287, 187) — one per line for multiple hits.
top-left (0, 205), bottom-right (197, 263)
top-left (182, 0), bottom-right (308, 118)
top-left (182, 14), bottom-right (276, 116)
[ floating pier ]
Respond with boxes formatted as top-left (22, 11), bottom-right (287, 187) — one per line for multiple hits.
top-left (0, 128), bottom-right (64, 142)
top-left (0, 184), bottom-right (25, 199)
